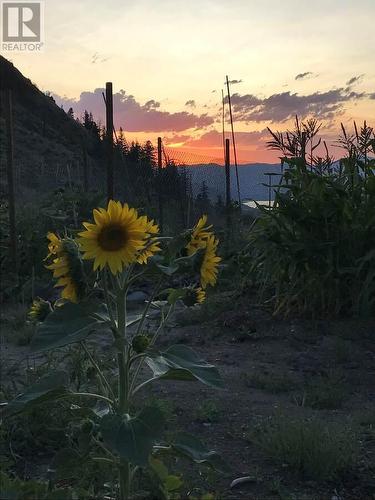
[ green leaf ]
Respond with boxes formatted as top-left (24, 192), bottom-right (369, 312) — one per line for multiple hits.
top-left (165, 288), bottom-right (187, 305)
top-left (164, 475), bottom-right (183, 492)
top-left (155, 262), bottom-right (179, 276)
top-left (3, 371), bottom-right (69, 415)
top-left (30, 302), bottom-right (109, 352)
top-left (149, 456), bottom-right (169, 481)
top-left (100, 406), bottom-right (164, 466)
top-left (166, 232), bottom-right (191, 258)
top-left (145, 345), bottom-right (224, 389)
top-left (171, 432), bottom-right (227, 472)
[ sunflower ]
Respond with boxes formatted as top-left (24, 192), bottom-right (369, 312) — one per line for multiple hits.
top-left (181, 286), bottom-right (206, 306)
top-left (47, 232), bottom-right (62, 257)
top-left (46, 235), bottom-right (84, 303)
top-left (137, 216), bottom-right (161, 265)
top-left (56, 276), bottom-right (79, 303)
top-left (195, 287), bottom-right (206, 304)
top-left (200, 235), bottom-right (221, 289)
top-left (186, 215), bottom-right (213, 256)
top-left (28, 297), bottom-right (52, 322)
top-left (78, 200), bottom-right (158, 274)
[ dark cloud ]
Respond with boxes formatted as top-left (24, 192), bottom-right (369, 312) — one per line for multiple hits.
top-left (369, 92), bottom-right (375, 99)
top-left (164, 134), bottom-right (191, 144)
top-left (225, 88), bottom-right (366, 123)
top-left (185, 99), bottom-right (196, 108)
top-left (53, 89), bottom-right (213, 132)
top-left (228, 79), bottom-right (242, 85)
top-left (346, 74), bottom-right (364, 86)
top-left (295, 72), bottom-right (313, 80)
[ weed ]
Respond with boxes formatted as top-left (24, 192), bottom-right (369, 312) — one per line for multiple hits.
top-left (243, 371), bottom-right (296, 394)
top-left (144, 396), bottom-right (176, 422)
top-left (176, 292), bottom-right (231, 326)
top-left (251, 415), bottom-right (357, 480)
top-left (300, 370), bottom-right (347, 409)
top-left (195, 400), bottom-right (220, 423)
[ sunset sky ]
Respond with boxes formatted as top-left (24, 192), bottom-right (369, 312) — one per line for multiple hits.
top-left (5, 0), bottom-right (375, 162)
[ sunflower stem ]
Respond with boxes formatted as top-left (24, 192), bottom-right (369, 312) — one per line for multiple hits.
top-left (129, 303), bottom-right (174, 397)
top-left (116, 289), bottom-right (129, 413)
top-left (116, 284), bottom-right (131, 500)
top-left (128, 278), bottom-right (163, 395)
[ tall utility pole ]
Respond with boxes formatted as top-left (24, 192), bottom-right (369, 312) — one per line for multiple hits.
top-left (225, 138), bottom-right (231, 208)
top-left (221, 89), bottom-right (225, 164)
top-left (105, 82), bottom-right (114, 201)
top-left (225, 75), bottom-right (241, 207)
top-left (157, 137), bottom-right (164, 232)
top-left (4, 89), bottom-right (17, 269)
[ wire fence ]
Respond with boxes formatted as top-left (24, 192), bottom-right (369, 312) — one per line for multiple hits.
top-left (0, 125), bottom-right (285, 238)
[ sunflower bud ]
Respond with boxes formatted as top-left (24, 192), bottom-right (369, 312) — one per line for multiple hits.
top-left (80, 418), bottom-right (94, 434)
top-left (182, 287), bottom-right (206, 307)
top-left (132, 334), bottom-right (150, 353)
top-left (28, 298), bottom-right (52, 323)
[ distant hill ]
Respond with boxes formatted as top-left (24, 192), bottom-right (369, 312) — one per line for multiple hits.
top-left (0, 56), bottom-right (100, 197)
top-left (181, 162), bottom-right (282, 202)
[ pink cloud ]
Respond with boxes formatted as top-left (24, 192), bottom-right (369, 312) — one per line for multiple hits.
top-left (53, 89), bottom-right (214, 132)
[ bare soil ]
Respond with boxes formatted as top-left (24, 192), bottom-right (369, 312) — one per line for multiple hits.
top-left (1, 293), bottom-right (375, 500)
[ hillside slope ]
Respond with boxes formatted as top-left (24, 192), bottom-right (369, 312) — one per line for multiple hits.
top-left (0, 56), bottom-right (99, 196)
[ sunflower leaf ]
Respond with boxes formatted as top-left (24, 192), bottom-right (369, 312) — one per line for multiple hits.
top-left (100, 406), bottom-right (164, 466)
top-left (3, 371), bottom-right (69, 416)
top-left (171, 432), bottom-right (228, 472)
top-left (30, 302), bottom-right (109, 352)
top-left (145, 345), bottom-right (224, 389)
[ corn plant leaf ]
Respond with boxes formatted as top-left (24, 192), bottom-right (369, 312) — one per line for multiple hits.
top-left (145, 345), bottom-right (224, 389)
top-left (30, 302), bottom-right (109, 352)
top-left (3, 371), bottom-right (69, 416)
top-left (100, 406), bottom-right (164, 466)
top-left (171, 432), bottom-right (227, 472)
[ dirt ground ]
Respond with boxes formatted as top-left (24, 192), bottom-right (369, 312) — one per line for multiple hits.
top-left (1, 292), bottom-right (375, 500)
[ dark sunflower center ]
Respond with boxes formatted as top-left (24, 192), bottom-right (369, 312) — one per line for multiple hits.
top-left (98, 225), bottom-right (128, 251)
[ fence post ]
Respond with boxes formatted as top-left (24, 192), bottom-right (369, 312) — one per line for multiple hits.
top-left (157, 137), bottom-right (164, 232)
top-left (4, 89), bottom-right (17, 270)
top-left (105, 82), bottom-right (114, 202)
top-left (82, 139), bottom-right (89, 191)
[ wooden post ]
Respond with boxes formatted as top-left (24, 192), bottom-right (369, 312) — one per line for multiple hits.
top-left (157, 137), bottom-right (164, 232)
top-left (4, 89), bottom-right (17, 269)
top-left (105, 82), bottom-right (114, 201)
top-left (82, 139), bottom-right (89, 191)
top-left (225, 138), bottom-right (231, 208)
